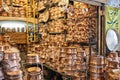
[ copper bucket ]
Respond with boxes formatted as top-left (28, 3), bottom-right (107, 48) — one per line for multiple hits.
top-left (26, 54), bottom-right (40, 64)
top-left (27, 67), bottom-right (42, 80)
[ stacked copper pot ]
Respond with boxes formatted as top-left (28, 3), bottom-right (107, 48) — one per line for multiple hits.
top-left (3, 47), bottom-right (23, 80)
top-left (105, 52), bottom-right (120, 80)
top-left (26, 53), bottom-right (42, 80)
top-left (89, 55), bottom-right (105, 80)
top-left (106, 52), bottom-right (120, 71)
top-left (59, 47), bottom-right (87, 80)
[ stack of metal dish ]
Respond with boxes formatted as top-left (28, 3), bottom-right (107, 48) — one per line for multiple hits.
top-left (3, 47), bottom-right (23, 80)
top-left (89, 55), bottom-right (105, 80)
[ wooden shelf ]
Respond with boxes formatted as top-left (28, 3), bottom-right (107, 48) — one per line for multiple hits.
top-left (0, 16), bottom-right (37, 24)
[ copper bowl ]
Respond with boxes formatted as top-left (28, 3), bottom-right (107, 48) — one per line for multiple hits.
top-left (107, 60), bottom-right (118, 68)
top-left (74, 63), bottom-right (87, 70)
top-left (108, 52), bottom-right (118, 59)
top-left (66, 47), bottom-right (77, 54)
top-left (89, 65), bottom-right (104, 74)
top-left (90, 55), bottom-right (104, 66)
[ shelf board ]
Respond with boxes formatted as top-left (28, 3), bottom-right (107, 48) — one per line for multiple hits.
top-left (0, 16), bottom-right (37, 24)
top-left (43, 64), bottom-right (72, 78)
top-left (68, 41), bottom-right (96, 46)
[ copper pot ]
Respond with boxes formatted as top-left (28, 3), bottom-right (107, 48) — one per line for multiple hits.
top-left (90, 55), bottom-right (104, 66)
top-left (27, 67), bottom-right (42, 80)
top-left (107, 60), bottom-right (118, 68)
top-left (4, 52), bottom-right (20, 60)
top-left (90, 73), bottom-right (104, 80)
top-left (6, 70), bottom-right (23, 80)
top-left (75, 63), bottom-right (87, 70)
top-left (66, 47), bottom-right (77, 54)
top-left (26, 54), bottom-right (40, 64)
top-left (3, 60), bottom-right (20, 71)
top-left (108, 52), bottom-right (118, 59)
top-left (89, 65), bottom-right (104, 74)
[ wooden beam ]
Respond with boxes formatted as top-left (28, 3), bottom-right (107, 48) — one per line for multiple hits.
top-left (70, 0), bottom-right (104, 6)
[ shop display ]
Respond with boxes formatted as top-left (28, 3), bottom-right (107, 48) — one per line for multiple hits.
top-left (0, 0), bottom-right (111, 80)
top-left (66, 3), bottom-right (97, 43)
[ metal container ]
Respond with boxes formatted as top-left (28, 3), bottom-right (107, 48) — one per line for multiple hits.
top-left (27, 67), bottom-right (42, 80)
top-left (107, 60), bottom-right (118, 68)
top-left (90, 73), bottom-right (104, 80)
top-left (0, 51), bottom-right (3, 61)
top-left (26, 54), bottom-right (40, 64)
top-left (0, 67), bottom-right (4, 80)
top-left (89, 65), bottom-right (104, 74)
top-left (4, 47), bottom-right (20, 60)
top-left (66, 47), bottom-right (77, 54)
top-left (3, 60), bottom-right (20, 71)
top-left (6, 70), bottom-right (23, 80)
top-left (4, 51), bottom-right (20, 60)
top-left (90, 55), bottom-right (104, 66)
